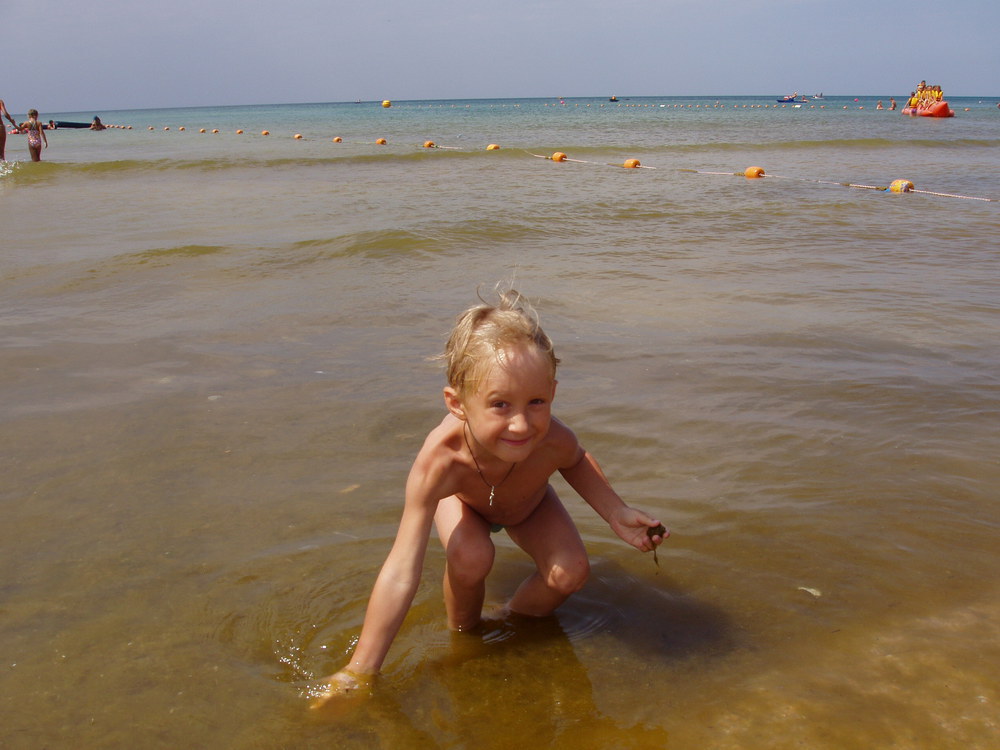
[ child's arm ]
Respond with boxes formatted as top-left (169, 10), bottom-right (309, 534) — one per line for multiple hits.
top-left (1, 102), bottom-right (15, 128)
top-left (310, 452), bottom-right (449, 708)
top-left (559, 444), bottom-right (668, 551)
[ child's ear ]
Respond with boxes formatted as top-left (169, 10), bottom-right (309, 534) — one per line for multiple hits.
top-left (443, 386), bottom-right (466, 420)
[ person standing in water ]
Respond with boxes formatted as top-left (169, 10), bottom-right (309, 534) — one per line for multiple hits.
top-left (22, 109), bottom-right (48, 161)
top-left (1, 98), bottom-right (20, 160)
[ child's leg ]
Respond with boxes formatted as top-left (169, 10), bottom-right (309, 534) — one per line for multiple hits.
top-left (434, 495), bottom-right (495, 631)
top-left (505, 486), bottom-right (589, 617)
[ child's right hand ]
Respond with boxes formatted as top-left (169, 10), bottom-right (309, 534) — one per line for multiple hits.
top-left (308, 669), bottom-right (374, 715)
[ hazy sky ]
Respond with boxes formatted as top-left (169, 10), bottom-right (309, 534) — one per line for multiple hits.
top-left (4, 0), bottom-right (997, 113)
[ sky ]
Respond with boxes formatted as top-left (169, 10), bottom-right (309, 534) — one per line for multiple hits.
top-left (3, 0), bottom-right (997, 113)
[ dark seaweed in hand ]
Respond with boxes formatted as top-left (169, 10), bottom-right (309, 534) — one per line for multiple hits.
top-left (647, 524), bottom-right (666, 570)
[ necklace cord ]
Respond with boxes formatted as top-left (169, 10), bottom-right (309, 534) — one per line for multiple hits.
top-left (463, 422), bottom-right (516, 505)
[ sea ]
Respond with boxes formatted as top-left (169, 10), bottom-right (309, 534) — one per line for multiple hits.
top-left (2, 95), bottom-right (999, 749)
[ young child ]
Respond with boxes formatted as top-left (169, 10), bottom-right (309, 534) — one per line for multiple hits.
top-left (311, 288), bottom-right (667, 708)
top-left (22, 109), bottom-right (48, 162)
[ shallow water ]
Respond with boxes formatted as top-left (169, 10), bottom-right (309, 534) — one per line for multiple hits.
top-left (2, 96), bottom-right (999, 748)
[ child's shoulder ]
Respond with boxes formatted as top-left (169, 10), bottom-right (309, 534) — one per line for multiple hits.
top-left (409, 415), bottom-right (466, 478)
top-left (544, 416), bottom-right (584, 468)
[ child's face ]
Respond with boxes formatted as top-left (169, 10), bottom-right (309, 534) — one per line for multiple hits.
top-left (452, 343), bottom-right (556, 463)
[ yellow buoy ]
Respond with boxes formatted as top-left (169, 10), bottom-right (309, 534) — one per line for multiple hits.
top-left (382, 100), bottom-right (392, 108)
top-left (423, 140), bottom-right (436, 148)
top-left (889, 179), bottom-right (914, 193)
top-left (375, 138), bottom-right (387, 145)
top-left (745, 166), bottom-right (765, 179)
top-left (332, 136), bottom-right (342, 142)
top-left (623, 158), bottom-right (641, 169)
top-left (551, 152), bottom-right (568, 162)
top-left (486, 143), bottom-right (500, 150)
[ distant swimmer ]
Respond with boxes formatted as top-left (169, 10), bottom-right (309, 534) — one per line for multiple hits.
top-left (889, 97), bottom-right (897, 111)
top-left (90, 116), bottom-right (106, 131)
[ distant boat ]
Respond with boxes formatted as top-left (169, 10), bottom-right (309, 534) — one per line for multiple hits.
top-left (609, 96), bottom-right (619, 102)
top-left (902, 84), bottom-right (954, 118)
top-left (812, 94), bottom-right (825, 100)
top-left (903, 100), bottom-right (954, 118)
top-left (777, 94), bottom-right (809, 103)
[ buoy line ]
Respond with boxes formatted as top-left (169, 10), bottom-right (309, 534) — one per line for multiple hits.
top-left (680, 167), bottom-right (995, 202)
top-left (60, 124), bottom-right (999, 203)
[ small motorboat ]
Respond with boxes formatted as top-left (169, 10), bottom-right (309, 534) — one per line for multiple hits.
top-left (53, 120), bottom-right (92, 129)
top-left (777, 94), bottom-right (808, 103)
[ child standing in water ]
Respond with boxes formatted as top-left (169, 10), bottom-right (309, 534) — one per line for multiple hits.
top-left (22, 109), bottom-right (47, 161)
top-left (311, 288), bottom-right (668, 708)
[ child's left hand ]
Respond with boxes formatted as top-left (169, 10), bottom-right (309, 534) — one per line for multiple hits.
top-left (308, 669), bottom-right (374, 717)
top-left (609, 507), bottom-right (669, 552)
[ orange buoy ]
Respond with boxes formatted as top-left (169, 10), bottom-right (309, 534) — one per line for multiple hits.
top-left (179, 126), bottom-right (186, 131)
top-left (423, 140), bottom-right (436, 148)
top-left (486, 143), bottom-right (500, 150)
top-left (375, 138), bottom-right (387, 145)
top-left (236, 129), bottom-right (244, 134)
top-left (745, 166), bottom-right (765, 179)
top-left (261, 130), bottom-right (270, 136)
top-left (148, 126), bottom-right (154, 130)
top-left (294, 133), bottom-right (303, 140)
top-left (623, 158), bottom-right (641, 169)
top-left (199, 128), bottom-right (206, 133)
top-left (889, 179), bottom-right (914, 193)
top-left (382, 100), bottom-right (392, 108)
top-left (164, 127), bottom-right (170, 131)
top-left (551, 151), bottom-right (568, 162)
top-left (212, 129), bottom-right (219, 134)
top-left (332, 136), bottom-right (342, 142)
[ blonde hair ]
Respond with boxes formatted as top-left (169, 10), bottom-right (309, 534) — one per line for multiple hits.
top-left (443, 287), bottom-right (559, 396)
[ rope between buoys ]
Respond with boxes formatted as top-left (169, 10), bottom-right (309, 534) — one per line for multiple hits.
top-left (912, 189), bottom-right (994, 202)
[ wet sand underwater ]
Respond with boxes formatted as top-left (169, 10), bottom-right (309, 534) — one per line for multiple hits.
top-left (2, 97), bottom-right (999, 748)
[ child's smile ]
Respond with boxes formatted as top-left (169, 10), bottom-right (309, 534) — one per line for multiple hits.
top-left (459, 344), bottom-right (557, 466)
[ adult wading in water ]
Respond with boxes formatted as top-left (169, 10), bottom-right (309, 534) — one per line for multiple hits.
top-left (1, 98), bottom-right (20, 160)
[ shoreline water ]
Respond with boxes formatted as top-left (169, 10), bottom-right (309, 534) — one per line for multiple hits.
top-left (2, 95), bottom-right (998, 748)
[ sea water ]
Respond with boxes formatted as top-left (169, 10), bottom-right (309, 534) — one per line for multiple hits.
top-left (2, 96), bottom-right (999, 748)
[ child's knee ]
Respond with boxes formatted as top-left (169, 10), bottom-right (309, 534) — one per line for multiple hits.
top-left (446, 536), bottom-right (495, 583)
top-left (547, 556), bottom-right (589, 596)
